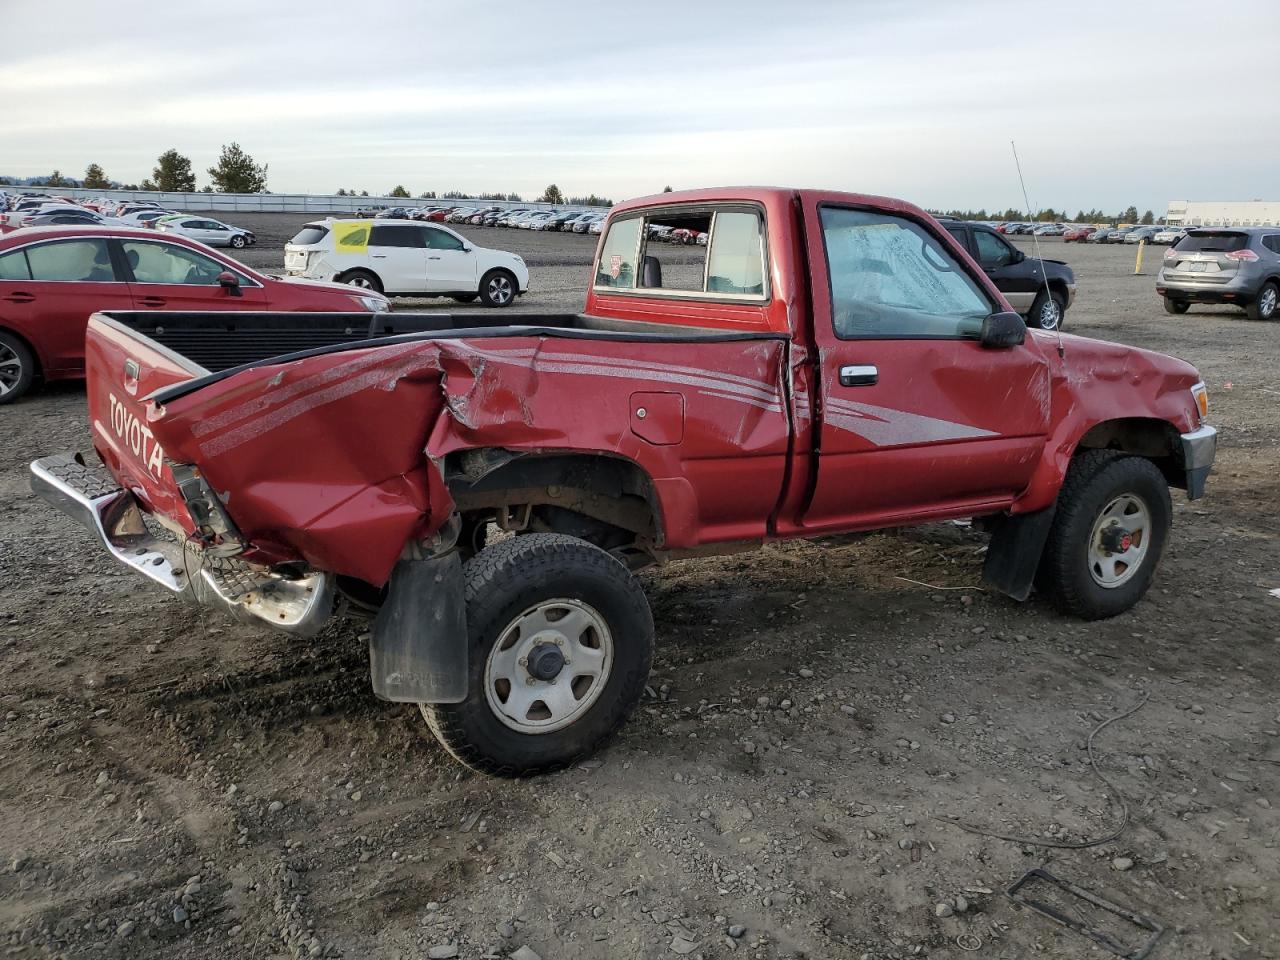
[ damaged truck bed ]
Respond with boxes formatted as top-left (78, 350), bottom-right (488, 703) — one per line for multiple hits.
top-left (31, 186), bottom-right (1217, 775)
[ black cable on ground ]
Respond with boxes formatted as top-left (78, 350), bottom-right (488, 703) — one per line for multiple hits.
top-left (932, 690), bottom-right (1150, 849)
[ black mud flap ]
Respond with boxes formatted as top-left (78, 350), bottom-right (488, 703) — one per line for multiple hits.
top-left (370, 554), bottom-right (468, 703)
top-left (982, 505), bottom-right (1056, 602)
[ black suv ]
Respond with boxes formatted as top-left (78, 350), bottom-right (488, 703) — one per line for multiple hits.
top-left (940, 219), bottom-right (1077, 330)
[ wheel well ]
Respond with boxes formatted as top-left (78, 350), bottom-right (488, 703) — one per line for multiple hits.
top-left (0, 326), bottom-right (42, 377)
top-left (444, 449), bottom-right (663, 562)
top-left (1076, 417), bottom-right (1184, 488)
top-left (1045, 279), bottom-right (1070, 303)
top-left (338, 267), bottom-right (381, 285)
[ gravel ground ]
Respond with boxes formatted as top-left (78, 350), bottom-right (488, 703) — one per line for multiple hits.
top-left (1, 217), bottom-right (1278, 960)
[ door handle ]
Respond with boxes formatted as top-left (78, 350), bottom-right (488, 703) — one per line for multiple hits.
top-left (371, 254), bottom-right (387, 259)
top-left (138, 297), bottom-right (166, 307)
top-left (2, 292), bottom-right (35, 304)
top-left (427, 256), bottom-right (442, 260)
top-left (839, 364), bottom-right (878, 387)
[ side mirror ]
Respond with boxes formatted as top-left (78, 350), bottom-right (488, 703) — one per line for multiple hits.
top-left (980, 311), bottom-right (1026, 348)
top-left (216, 271), bottom-right (242, 297)
top-left (1011, 248), bottom-right (1026, 263)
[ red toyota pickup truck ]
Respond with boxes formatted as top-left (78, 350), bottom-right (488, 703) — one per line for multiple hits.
top-left (31, 187), bottom-right (1216, 776)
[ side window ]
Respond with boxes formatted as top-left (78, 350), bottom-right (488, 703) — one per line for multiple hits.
top-left (706, 210), bottom-right (765, 295)
top-left (1263, 235), bottom-right (1280, 254)
top-left (820, 207), bottom-right (992, 339)
top-left (594, 216), bottom-right (641, 289)
top-left (424, 228), bottom-right (464, 251)
top-left (26, 239), bottom-right (118, 282)
top-left (369, 225), bottom-right (426, 248)
top-left (973, 229), bottom-right (1015, 267)
top-left (121, 240), bottom-right (239, 285)
top-left (0, 249), bottom-right (32, 280)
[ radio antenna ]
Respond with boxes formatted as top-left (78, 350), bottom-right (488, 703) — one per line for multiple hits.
top-left (1011, 139), bottom-right (1064, 357)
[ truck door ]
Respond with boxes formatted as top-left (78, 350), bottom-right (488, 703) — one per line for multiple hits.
top-left (800, 203), bottom-right (1051, 534)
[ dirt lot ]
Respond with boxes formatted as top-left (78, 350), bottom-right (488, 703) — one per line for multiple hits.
top-left (2, 217), bottom-right (1278, 960)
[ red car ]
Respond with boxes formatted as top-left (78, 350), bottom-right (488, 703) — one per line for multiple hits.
top-left (1063, 226), bottom-right (1094, 242)
top-left (0, 226), bottom-right (389, 403)
top-left (31, 186), bottom-right (1215, 775)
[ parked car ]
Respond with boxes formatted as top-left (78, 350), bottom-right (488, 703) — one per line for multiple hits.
top-left (483, 208), bottom-right (523, 226)
top-left (1105, 227), bottom-right (1136, 244)
top-left (0, 226), bottom-right (388, 403)
top-left (1152, 227), bottom-right (1186, 244)
top-left (284, 218), bottom-right (528, 307)
top-left (941, 220), bottom-right (1076, 330)
top-left (1157, 227), bottom-right (1280, 320)
top-left (587, 217), bottom-right (605, 235)
top-left (574, 213), bottom-right (606, 234)
top-left (424, 208), bottom-right (457, 223)
top-left (1086, 228), bottom-right (1112, 243)
top-left (154, 216), bottom-right (256, 249)
top-left (1124, 226), bottom-right (1161, 244)
top-left (117, 209), bottom-right (175, 228)
top-left (1033, 223), bottom-right (1065, 236)
top-left (21, 209), bottom-right (120, 228)
top-left (519, 212), bottom-right (555, 230)
top-left (31, 185), bottom-right (1216, 776)
top-left (1063, 226), bottom-right (1093, 242)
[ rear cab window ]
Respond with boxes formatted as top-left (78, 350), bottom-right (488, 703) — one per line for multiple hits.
top-left (593, 204), bottom-right (767, 300)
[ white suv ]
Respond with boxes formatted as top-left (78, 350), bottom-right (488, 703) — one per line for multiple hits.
top-left (285, 219), bottom-right (529, 307)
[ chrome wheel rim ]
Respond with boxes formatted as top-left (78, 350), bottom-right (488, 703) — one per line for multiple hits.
top-left (484, 598), bottom-right (613, 734)
top-left (488, 275), bottom-right (513, 305)
top-left (346, 275), bottom-right (374, 289)
top-left (1260, 287), bottom-right (1277, 318)
top-left (0, 343), bottom-right (22, 395)
top-left (1087, 494), bottom-right (1151, 588)
top-left (1039, 298), bottom-right (1061, 330)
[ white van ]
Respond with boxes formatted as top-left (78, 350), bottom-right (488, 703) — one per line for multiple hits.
top-left (284, 218), bottom-right (529, 307)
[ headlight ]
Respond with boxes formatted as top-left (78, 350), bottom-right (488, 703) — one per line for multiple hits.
top-left (354, 295), bottom-right (389, 313)
top-left (1190, 381), bottom-right (1209, 419)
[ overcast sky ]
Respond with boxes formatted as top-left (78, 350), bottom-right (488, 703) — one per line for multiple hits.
top-left (4, 0), bottom-right (1277, 214)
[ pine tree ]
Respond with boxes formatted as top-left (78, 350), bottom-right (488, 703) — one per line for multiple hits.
top-left (389, 185), bottom-right (410, 198)
top-left (83, 163), bottom-right (111, 189)
top-left (207, 143), bottom-right (267, 193)
top-left (152, 150), bottom-right (196, 192)
top-left (539, 184), bottom-right (566, 204)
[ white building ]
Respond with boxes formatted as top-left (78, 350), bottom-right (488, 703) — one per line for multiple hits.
top-left (1166, 200), bottom-right (1280, 227)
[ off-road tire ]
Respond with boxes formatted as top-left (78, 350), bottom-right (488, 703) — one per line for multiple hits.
top-left (1029, 289), bottom-right (1066, 330)
top-left (421, 533), bottom-right (654, 776)
top-left (1246, 281), bottom-right (1278, 321)
top-left (0, 331), bottom-right (36, 405)
top-left (1163, 297), bottom-right (1190, 315)
top-left (337, 269), bottom-right (382, 293)
top-left (1038, 450), bottom-right (1172, 620)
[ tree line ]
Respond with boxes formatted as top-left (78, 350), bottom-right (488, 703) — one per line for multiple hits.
top-left (343, 183), bottom-right (614, 207)
top-left (929, 205), bottom-right (1158, 225)
top-left (0, 145), bottom-right (269, 194)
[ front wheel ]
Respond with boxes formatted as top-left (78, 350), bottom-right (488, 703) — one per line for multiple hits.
top-left (1037, 451), bottom-right (1172, 620)
top-left (421, 534), bottom-right (654, 776)
top-left (1163, 297), bottom-right (1190, 315)
top-left (479, 269), bottom-right (517, 308)
top-left (230, 234), bottom-right (247, 249)
top-left (1029, 289), bottom-right (1066, 330)
top-left (1246, 281), bottom-right (1278, 321)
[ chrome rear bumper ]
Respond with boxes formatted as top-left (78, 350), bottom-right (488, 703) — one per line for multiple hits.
top-left (29, 453), bottom-right (333, 636)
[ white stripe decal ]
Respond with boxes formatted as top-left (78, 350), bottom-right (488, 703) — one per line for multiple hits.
top-left (823, 398), bottom-right (997, 446)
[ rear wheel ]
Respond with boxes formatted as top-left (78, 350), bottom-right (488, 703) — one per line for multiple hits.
top-left (0, 332), bottom-right (36, 405)
top-left (420, 533), bottom-right (653, 776)
top-left (479, 269), bottom-right (517, 308)
top-left (1038, 451), bottom-right (1171, 620)
top-left (1029, 289), bottom-right (1066, 330)
top-left (1163, 297), bottom-right (1190, 315)
top-left (1247, 281), bottom-right (1278, 321)
top-left (337, 269), bottom-right (382, 293)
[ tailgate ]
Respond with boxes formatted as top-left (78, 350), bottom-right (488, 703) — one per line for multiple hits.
top-left (85, 313), bottom-right (206, 533)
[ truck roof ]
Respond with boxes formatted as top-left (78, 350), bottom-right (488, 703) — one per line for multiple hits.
top-left (610, 186), bottom-right (934, 222)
